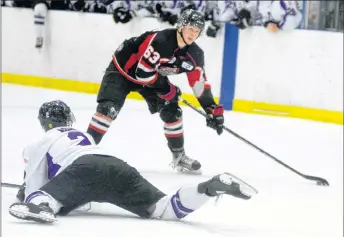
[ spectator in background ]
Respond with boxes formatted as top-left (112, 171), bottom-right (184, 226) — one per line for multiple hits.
top-left (13, 0), bottom-right (33, 8)
top-left (72, 0), bottom-right (107, 13)
top-left (50, 0), bottom-right (72, 10)
top-left (33, 1), bottom-right (48, 48)
top-left (33, 1), bottom-right (72, 48)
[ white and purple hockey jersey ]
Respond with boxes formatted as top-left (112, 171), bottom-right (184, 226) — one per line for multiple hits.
top-left (258, 0), bottom-right (302, 30)
top-left (22, 127), bottom-right (114, 200)
top-left (159, 0), bottom-right (207, 16)
top-left (208, 1), bottom-right (260, 24)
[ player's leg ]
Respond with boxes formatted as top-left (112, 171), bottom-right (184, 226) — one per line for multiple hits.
top-left (160, 102), bottom-right (202, 174)
top-left (138, 87), bottom-right (201, 173)
top-left (33, 0), bottom-right (48, 48)
top-left (86, 61), bottom-right (132, 144)
top-left (99, 155), bottom-right (167, 218)
top-left (99, 157), bottom-right (257, 220)
top-left (139, 86), bottom-right (165, 114)
top-left (150, 173), bottom-right (258, 220)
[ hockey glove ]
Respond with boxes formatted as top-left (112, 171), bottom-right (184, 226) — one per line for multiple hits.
top-left (232, 9), bottom-right (252, 29)
top-left (113, 7), bottom-right (136, 24)
top-left (206, 21), bottom-right (221, 38)
top-left (157, 83), bottom-right (181, 104)
top-left (206, 105), bottom-right (224, 135)
top-left (168, 14), bottom-right (178, 26)
top-left (16, 182), bottom-right (26, 202)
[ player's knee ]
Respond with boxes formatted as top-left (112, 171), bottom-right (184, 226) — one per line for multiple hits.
top-left (33, 2), bottom-right (48, 17)
top-left (149, 193), bottom-right (194, 220)
top-left (96, 100), bottom-right (120, 120)
top-left (159, 104), bottom-right (182, 123)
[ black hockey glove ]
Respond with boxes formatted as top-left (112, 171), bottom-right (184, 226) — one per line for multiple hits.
top-left (206, 21), bottom-right (221, 38)
top-left (155, 3), bottom-right (178, 26)
top-left (180, 3), bottom-right (196, 14)
top-left (93, 2), bottom-right (107, 14)
top-left (16, 182), bottom-right (26, 202)
top-left (232, 9), bottom-right (252, 29)
top-left (168, 14), bottom-right (178, 26)
top-left (206, 105), bottom-right (224, 135)
top-left (157, 83), bottom-right (181, 104)
top-left (72, 0), bottom-right (86, 11)
top-left (113, 7), bottom-right (136, 24)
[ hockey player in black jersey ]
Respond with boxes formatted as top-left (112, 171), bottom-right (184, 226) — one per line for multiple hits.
top-left (86, 9), bottom-right (224, 174)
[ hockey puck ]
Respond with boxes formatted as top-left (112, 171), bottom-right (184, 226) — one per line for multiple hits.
top-left (317, 181), bottom-right (322, 186)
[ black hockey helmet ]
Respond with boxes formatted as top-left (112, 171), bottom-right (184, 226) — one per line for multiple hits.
top-left (177, 9), bottom-right (205, 33)
top-left (38, 100), bottom-right (75, 132)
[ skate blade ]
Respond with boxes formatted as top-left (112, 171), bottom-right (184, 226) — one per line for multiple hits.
top-left (221, 173), bottom-right (258, 197)
top-left (9, 203), bottom-right (56, 224)
top-left (175, 166), bottom-right (203, 175)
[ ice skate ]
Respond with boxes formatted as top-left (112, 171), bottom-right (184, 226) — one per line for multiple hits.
top-left (170, 151), bottom-right (202, 175)
top-left (9, 202), bottom-right (56, 223)
top-left (198, 172), bottom-right (258, 200)
top-left (35, 37), bottom-right (43, 48)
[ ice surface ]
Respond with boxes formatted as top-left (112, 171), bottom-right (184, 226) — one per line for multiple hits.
top-left (1, 84), bottom-right (343, 237)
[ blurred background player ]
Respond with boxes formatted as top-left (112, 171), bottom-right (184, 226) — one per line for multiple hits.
top-left (32, 0), bottom-right (73, 48)
top-left (9, 100), bottom-right (257, 224)
top-left (205, 0), bottom-right (260, 38)
top-left (71, 0), bottom-right (107, 12)
top-left (86, 10), bottom-right (224, 174)
top-left (155, 0), bottom-right (207, 26)
top-left (108, 0), bottom-right (157, 24)
top-left (33, 1), bottom-right (49, 48)
top-left (259, 0), bottom-right (302, 32)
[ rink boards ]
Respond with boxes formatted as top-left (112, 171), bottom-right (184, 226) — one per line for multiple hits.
top-left (2, 7), bottom-right (343, 124)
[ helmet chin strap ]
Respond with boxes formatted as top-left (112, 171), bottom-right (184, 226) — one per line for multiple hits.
top-left (178, 28), bottom-right (189, 45)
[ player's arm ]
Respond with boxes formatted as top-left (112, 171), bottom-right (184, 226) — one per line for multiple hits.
top-left (22, 142), bottom-right (50, 202)
top-left (186, 50), bottom-right (224, 135)
top-left (260, 1), bottom-right (302, 32)
top-left (277, 1), bottom-right (302, 30)
top-left (185, 50), bottom-right (216, 110)
top-left (134, 33), bottom-right (164, 84)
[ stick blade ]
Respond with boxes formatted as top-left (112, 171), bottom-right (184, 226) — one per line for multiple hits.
top-left (303, 175), bottom-right (330, 186)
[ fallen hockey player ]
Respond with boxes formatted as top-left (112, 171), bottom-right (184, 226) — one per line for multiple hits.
top-left (9, 100), bottom-right (257, 223)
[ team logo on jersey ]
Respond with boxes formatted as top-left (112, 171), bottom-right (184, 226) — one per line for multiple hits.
top-left (181, 62), bottom-right (194, 71)
top-left (158, 67), bottom-right (179, 76)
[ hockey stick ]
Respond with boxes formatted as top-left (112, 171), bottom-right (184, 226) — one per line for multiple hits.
top-left (180, 98), bottom-right (330, 186)
top-left (1, 182), bottom-right (21, 189)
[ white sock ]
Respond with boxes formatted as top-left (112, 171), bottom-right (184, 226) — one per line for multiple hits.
top-left (25, 190), bottom-right (63, 214)
top-left (151, 185), bottom-right (211, 220)
top-left (33, 3), bottom-right (48, 39)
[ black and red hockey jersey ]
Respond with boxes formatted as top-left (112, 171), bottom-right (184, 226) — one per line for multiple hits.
top-left (112, 28), bottom-right (216, 109)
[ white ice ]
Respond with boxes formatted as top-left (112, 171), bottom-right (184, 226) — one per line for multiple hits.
top-left (1, 84), bottom-right (343, 237)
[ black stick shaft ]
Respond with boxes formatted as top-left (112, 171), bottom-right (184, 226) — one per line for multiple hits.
top-left (180, 98), bottom-right (329, 186)
top-left (1, 182), bottom-right (21, 188)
